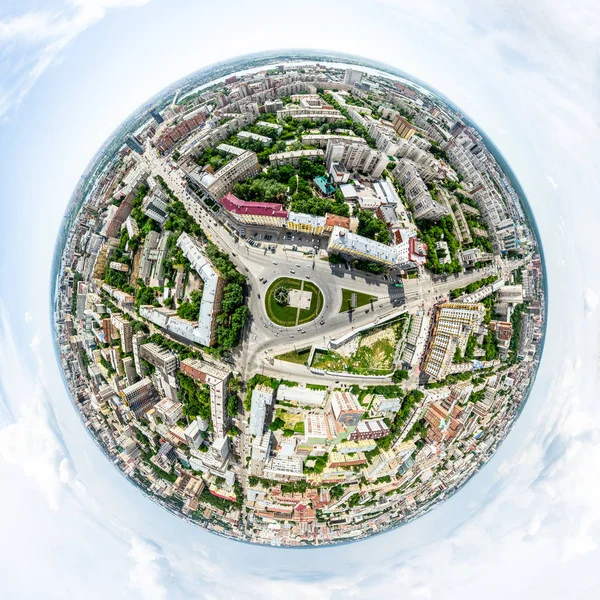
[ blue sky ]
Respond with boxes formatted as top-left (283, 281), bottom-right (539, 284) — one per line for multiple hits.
top-left (1, 1), bottom-right (600, 598)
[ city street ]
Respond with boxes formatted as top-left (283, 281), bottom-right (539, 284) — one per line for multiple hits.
top-left (141, 144), bottom-right (498, 384)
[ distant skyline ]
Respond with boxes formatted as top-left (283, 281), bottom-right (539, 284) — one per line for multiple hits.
top-left (1, 1), bottom-right (599, 598)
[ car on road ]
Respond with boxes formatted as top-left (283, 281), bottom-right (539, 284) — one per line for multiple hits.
top-left (290, 269), bottom-right (295, 274)
top-left (273, 261), bottom-right (278, 265)
top-left (257, 294), bottom-right (261, 299)
top-left (245, 267), bottom-right (249, 271)
top-left (290, 335), bottom-right (294, 339)
top-left (296, 264), bottom-right (300, 268)
top-left (306, 275), bottom-right (310, 279)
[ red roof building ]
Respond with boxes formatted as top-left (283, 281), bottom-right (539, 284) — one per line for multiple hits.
top-left (325, 213), bottom-right (351, 232)
top-left (220, 192), bottom-right (289, 226)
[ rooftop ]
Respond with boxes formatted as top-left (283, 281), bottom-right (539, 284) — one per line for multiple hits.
top-left (220, 192), bottom-right (288, 219)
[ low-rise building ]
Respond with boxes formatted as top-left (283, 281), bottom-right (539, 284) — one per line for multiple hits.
top-left (287, 211), bottom-right (326, 235)
top-left (369, 395), bottom-right (402, 418)
top-left (330, 391), bottom-right (364, 427)
top-left (348, 419), bottom-right (390, 441)
top-left (268, 149), bottom-right (324, 167)
top-left (237, 130), bottom-right (272, 146)
top-left (220, 192), bottom-right (288, 227)
top-left (154, 397), bottom-right (184, 426)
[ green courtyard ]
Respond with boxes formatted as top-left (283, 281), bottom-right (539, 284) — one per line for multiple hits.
top-left (265, 277), bottom-right (324, 327)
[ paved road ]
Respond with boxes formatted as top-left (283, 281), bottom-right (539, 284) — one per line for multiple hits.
top-left (140, 144), bottom-right (498, 383)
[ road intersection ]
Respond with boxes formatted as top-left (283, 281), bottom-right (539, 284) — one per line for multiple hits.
top-left (142, 146), bottom-right (499, 385)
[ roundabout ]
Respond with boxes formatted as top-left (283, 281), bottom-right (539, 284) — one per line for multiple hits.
top-left (264, 277), bottom-right (324, 327)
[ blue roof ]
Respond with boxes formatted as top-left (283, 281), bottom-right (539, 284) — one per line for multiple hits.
top-left (314, 175), bottom-right (335, 196)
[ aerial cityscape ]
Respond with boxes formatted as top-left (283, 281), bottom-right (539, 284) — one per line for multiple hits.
top-left (53, 54), bottom-right (546, 547)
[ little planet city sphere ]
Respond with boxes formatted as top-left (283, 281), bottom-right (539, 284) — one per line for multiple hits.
top-left (54, 51), bottom-right (546, 546)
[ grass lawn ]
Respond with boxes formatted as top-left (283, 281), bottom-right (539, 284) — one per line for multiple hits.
top-left (312, 321), bottom-right (402, 375)
top-left (265, 277), bottom-right (323, 327)
top-left (339, 288), bottom-right (378, 313)
top-left (275, 408), bottom-right (303, 430)
top-left (298, 280), bottom-right (325, 325)
top-left (275, 347), bottom-right (311, 365)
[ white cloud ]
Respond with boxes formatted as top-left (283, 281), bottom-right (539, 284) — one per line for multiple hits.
top-left (545, 173), bottom-right (558, 190)
top-left (0, 304), bottom-right (77, 510)
top-left (0, 0), bottom-right (150, 118)
top-left (584, 289), bottom-right (598, 315)
top-left (128, 536), bottom-right (171, 600)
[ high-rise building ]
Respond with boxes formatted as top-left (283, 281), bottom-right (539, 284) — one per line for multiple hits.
top-left (111, 314), bottom-right (133, 353)
top-left (122, 356), bottom-right (137, 387)
top-left (263, 99), bottom-right (283, 113)
top-left (343, 68), bottom-right (364, 86)
top-left (251, 432), bottom-right (272, 462)
top-left (120, 377), bottom-right (158, 417)
top-left (249, 385), bottom-right (274, 436)
top-left (150, 108), bottom-right (164, 124)
top-left (325, 140), bottom-right (387, 178)
top-left (104, 192), bottom-right (135, 239)
top-left (392, 114), bottom-right (416, 139)
top-left (132, 333), bottom-right (146, 377)
top-left (125, 134), bottom-right (144, 155)
top-left (393, 159), bottom-right (448, 221)
top-left (423, 302), bottom-right (486, 380)
top-left (180, 358), bottom-right (230, 438)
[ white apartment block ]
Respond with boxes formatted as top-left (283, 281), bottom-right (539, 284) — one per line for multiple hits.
top-left (268, 149), bottom-right (324, 167)
top-left (188, 150), bottom-right (261, 202)
top-left (343, 68), bottom-right (364, 86)
top-left (263, 456), bottom-right (304, 479)
top-left (249, 385), bottom-right (274, 437)
top-left (393, 159), bottom-right (448, 221)
top-left (423, 303), bottom-right (486, 380)
top-left (180, 358), bottom-right (230, 439)
top-left (276, 107), bottom-right (345, 123)
top-left (301, 134), bottom-right (366, 149)
top-left (140, 233), bottom-right (223, 348)
top-left (327, 226), bottom-right (426, 270)
top-left (325, 140), bottom-right (388, 179)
